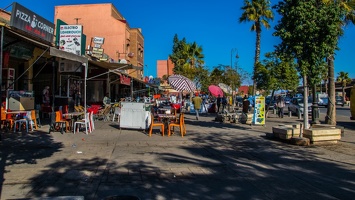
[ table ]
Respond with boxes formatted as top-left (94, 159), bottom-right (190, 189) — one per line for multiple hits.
top-left (63, 112), bottom-right (85, 131)
top-left (157, 113), bottom-right (176, 135)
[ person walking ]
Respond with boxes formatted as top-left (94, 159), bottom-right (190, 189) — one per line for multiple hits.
top-left (192, 93), bottom-right (202, 120)
top-left (276, 96), bottom-right (285, 118)
top-left (216, 94), bottom-right (222, 113)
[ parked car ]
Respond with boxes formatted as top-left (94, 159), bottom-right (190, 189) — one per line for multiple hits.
top-left (284, 97), bottom-right (291, 104)
top-left (288, 97), bottom-right (312, 115)
top-left (318, 97), bottom-right (329, 107)
top-left (335, 96), bottom-right (344, 106)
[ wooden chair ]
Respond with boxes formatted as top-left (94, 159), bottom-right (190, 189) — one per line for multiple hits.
top-left (54, 111), bottom-right (70, 133)
top-left (168, 113), bottom-right (186, 137)
top-left (95, 105), bottom-right (111, 121)
top-left (149, 113), bottom-right (165, 137)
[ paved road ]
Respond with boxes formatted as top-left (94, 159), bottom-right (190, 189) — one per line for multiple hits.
top-left (0, 112), bottom-right (355, 200)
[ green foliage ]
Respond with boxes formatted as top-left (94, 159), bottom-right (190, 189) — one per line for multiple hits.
top-left (169, 34), bottom-right (204, 81)
top-left (273, 0), bottom-right (344, 82)
top-left (255, 52), bottom-right (299, 92)
top-left (337, 71), bottom-right (352, 87)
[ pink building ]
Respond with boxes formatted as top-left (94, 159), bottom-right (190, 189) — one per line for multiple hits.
top-left (54, 3), bottom-right (144, 79)
top-left (156, 59), bottom-right (174, 78)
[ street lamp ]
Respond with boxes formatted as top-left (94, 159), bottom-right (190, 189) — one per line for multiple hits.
top-left (231, 48), bottom-right (239, 69)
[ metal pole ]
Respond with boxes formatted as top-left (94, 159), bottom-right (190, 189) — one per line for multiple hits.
top-left (0, 27), bottom-right (3, 137)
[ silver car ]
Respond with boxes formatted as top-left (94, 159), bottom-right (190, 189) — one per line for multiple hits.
top-left (288, 97), bottom-right (312, 115)
top-left (318, 97), bottom-right (328, 107)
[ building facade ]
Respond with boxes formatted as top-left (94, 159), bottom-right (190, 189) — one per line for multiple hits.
top-left (156, 59), bottom-right (174, 78)
top-left (54, 3), bottom-right (144, 79)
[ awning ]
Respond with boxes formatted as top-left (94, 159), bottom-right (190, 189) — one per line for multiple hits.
top-left (3, 24), bottom-right (52, 49)
top-left (89, 60), bottom-right (134, 71)
top-left (50, 47), bottom-right (88, 63)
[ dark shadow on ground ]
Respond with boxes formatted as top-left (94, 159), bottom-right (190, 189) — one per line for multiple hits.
top-left (0, 129), bottom-right (63, 199)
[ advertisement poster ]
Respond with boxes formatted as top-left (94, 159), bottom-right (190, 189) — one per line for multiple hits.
top-left (59, 25), bottom-right (82, 55)
top-left (253, 95), bottom-right (266, 125)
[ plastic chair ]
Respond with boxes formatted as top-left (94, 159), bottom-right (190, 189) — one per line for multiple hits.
top-left (29, 110), bottom-right (38, 130)
top-left (112, 107), bottom-right (121, 122)
top-left (1, 107), bottom-right (14, 131)
top-left (74, 112), bottom-right (92, 134)
top-left (53, 111), bottom-right (70, 133)
top-left (14, 111), bottom-right (31, 133)
top-left (149, 113), bottom-right (165, 136)
top-left (168, 113), bottom-right (186, 137)
top-left (89, 111), bottom-right (95, 132)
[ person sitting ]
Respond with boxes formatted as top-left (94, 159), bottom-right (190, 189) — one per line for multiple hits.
top-left (103, 93), bottom-right (111, 107)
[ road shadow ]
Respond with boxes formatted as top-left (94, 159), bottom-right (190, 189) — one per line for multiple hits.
top-left (0, 129), bottom-right (63, 199)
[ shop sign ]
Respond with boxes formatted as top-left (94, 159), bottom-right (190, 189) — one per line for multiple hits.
top-left (120, 75), bottom-right (131, 86)
top-left (59, 25), bottom-right (82, 55)
top-left (93, 37), bottom-right (105, 44)
top-left (91, 47), bottom-right (104, 58)
top-left (10, 2), bottom-right (54, 43)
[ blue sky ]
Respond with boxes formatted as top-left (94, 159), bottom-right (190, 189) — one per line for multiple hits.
top-left (2, 0), bottom-right (355, 85)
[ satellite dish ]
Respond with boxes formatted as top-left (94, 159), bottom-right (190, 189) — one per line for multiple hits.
top-left (127, 52), bottom-right (134, 58)
top-left (119, 59), bottom-right (127, 64)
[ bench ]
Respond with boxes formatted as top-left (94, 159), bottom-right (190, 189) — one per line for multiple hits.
top-left (272, 125), bottom-right (299, 140)
top-left (311, 124), bottom-right (344, 137)
top-left (303, 128), bottom-right (341, 144)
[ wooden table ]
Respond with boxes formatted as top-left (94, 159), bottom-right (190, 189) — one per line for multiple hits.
top-left (157, 113), bottom-right (176, 135)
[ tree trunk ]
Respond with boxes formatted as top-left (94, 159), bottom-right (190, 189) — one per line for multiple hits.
top-left (253, 30), bottom-right (261, 96)
top-left (302, 73), bottom-right (309, 133)
top-left (326, 56), bottom-right (336, 125)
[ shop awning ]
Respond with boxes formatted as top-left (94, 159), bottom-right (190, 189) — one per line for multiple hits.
top-left (50, 47), bottom-right (88, 63)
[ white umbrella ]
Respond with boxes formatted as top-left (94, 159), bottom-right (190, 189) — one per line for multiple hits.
top-left (218, 83), bottom-right (232, 94)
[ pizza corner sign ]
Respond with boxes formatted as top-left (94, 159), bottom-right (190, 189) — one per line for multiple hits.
top-left (10, 2), bottom-right (55, 43)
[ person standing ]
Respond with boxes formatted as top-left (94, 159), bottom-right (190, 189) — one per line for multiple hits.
top-left (42, 86), bottom-right (50, 106)
top-left (276, 96), bottom-right (285, 118)
top-left (242, 95), bottom-right (250, 114)
top-left (192, 93), bottom-right (202, 120)
top-left (216, 94), bottom-right (222, 113)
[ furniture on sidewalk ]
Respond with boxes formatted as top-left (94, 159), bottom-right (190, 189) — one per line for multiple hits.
top-left (149, 113), bottom-right (165, 136)
top-left (112, 107), bottom-right (121, 123)
top-left (168, 113), bottom-right (186, 137)
top-left (95, 105), bottom-right (111, 121)
top-left (53, 111), bottom-right (70, 133)
top-left (13, 111), bottom-right (32, 133)
top-left (157, 113), bottom-right (177, 136)
top-left (74, 112), bottom-right (92, 134)
top-left (62, 112), bottom-right (85, 131)
top-left (1, 107), bottom-right (14, 130)
top-left (120, 102), bottom-right (147, 130)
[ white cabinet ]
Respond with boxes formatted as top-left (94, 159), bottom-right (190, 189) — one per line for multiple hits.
top-left (120, 102), bottom-right (148, 130)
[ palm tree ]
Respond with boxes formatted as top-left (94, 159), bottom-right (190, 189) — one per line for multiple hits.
top-left (239, 0), bottom-right (274, 96)
top-left (322, 0), bottom-right (355, 125)
top-left (336, 71), bottom-right (352, 102)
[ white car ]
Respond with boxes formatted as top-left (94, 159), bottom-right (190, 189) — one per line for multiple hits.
top-left (288, 97), bottom-right (312, 115)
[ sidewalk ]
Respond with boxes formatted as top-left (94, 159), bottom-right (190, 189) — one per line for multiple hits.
top-left (1, 111), bottom-right (355, 200)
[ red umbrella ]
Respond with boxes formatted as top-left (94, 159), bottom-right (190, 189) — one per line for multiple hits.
top-left (208, 85), bottom-right (224, 97)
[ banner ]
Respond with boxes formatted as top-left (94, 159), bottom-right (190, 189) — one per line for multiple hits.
top-left (253, 95), bottom-right (265, 125)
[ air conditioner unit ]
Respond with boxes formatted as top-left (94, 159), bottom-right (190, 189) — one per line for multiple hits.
top-left (59, 60), bottom-right (82, 72)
